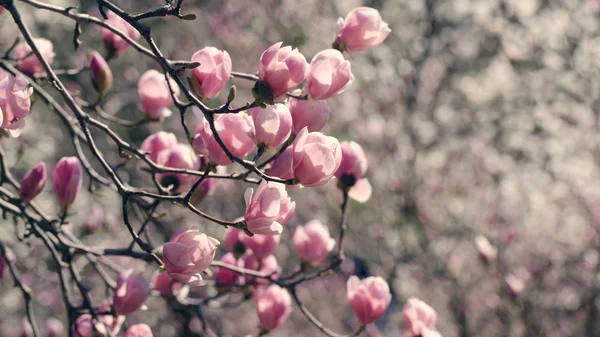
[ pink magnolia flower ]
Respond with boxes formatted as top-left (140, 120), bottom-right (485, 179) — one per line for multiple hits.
top-left (249, 104), bottom-right (292, 149)
top-left (0, 71), bottom-right (33, 137)
top-left (244, 254), bottom-right (281, 285)
top-left (287, 90), bottom-right (329, 134)
top-left (21, 319), bottom-right (33, 337)
top-left (83, 203), bottom-right (104, 234)
top-left (113, 269), bottom-right (150, 315)
top-left (162, 228), bottom-right (220, 286)
top-left (292, 128), bottom-right (342, 187)
top-left (102, 11), bottom-right (141, 55)
top-left (257, 42), bottom-right (308, 101)
top-left (19, 162), bottom-right (47, 203)
top-left (475, 235), bottom-right (497, 264)
top-left (335, 7), bottom-right (391, 53)
top-left (124, 324), bottom-right (153, 337)
top-left (267, 147), bottom-right (294, 181)
top-left (505, 273), bottom-right (525, 298)
top-left (306, 49), bottom-right (353, 100)
top-left (347, 275), bottom-right (391, 325)
top-left (156, 143), bottom-right (199, 193)
top-left (12, 38), bottom-right (55, 74)
top-left (88, 50), bottom-right (113, 96)
top-left (190, 47), bottom-right (232, 99)
top-left (140, 131), bottom-right (178, 163)
top-left (193, 114), bottom-right (255, 166)
top-left (214, 252), bottom-right (244, 286)
top-left (402, 297), bottom-right (438, 336)
top-left (152, 271), bottom-right (189, 299)
top-left (73, 302), bottom-right (124, 337)
top-left (138, 69), bottom-right (179, 120)
top-left (293, 220), bottom-right (335, 265)
top-left (254, 285), bottom-right (292, 331)
top-left (44, 318), bottom-right (64, 337)
top-left (335, 141), bottom-right (372, 202)
top-left (223, 227), bottom-right (245, 255)
top-left (240, 233), bottom-right (280, 260)
top-left (52, 157), bottom-right (83, 206)
top-left (244, 181), bottom-right (295, 235)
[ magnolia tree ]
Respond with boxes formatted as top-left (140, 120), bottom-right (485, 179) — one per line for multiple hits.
top-left (0, 1), bottom-right (444, 337)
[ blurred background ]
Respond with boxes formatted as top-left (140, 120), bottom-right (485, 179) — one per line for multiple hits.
top-left (2, 0), bottom-right (600, 336)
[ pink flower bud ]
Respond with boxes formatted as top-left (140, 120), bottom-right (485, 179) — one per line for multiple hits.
top-left (335, 141), bottom-right (372, 203)
top-left (293, 220), bottom-right (335, 265)
top-left (249, 104), bottom-right (292, 148)
top-left (254, 285), bottom-right (292, 331)
top-left (156, 143), bottom-right (199, 193)
top-left (240, 233), bottom-right (280, 260)
top-left (162, 228), bottom-right (220, 285)
top-left (257, 42), bottom-right (308, 101)
top-left (73, 307), bottom-right (124, 337)
top-left (306, 49), bottom-right (353, 100)
top-left (21, 319), bottom-right (33, 337)
top-left (475, 235), bottom-right (497, 264)
top-left (19, 162), bottom-right (47, 203)
top-left (88, 50), bottom-right (113, 96)
top-left (152, 271), bottom-right (189, 299)
top-left (402, 297), bottom-right (438, 336)
top-left (190, 47), bottom-right (232, 99)
top-left (140, 131), bottom-right (178, 164)
top-left (83, 203), bottom-right (104, 234)
top-left (138, 69), bottom-right (179, 120)
top-left (243, 254), bottom-right (281, 285)
top-left (102, 11), bottom-right (141, 55)
top-left (12, 38), bottom-right (55, 74)
top-left (214, 252), bottom-right (244, 286)
top-left (44, 318), bottom-right (64, 337)
top-left (193, 114), bottom-right (256, 166)
top-left (335, 7), bottom-right (391, 53)
top-left (347, 275), bottom-right (391, 325)
top-left (113, 269), bottom-right (149, 315)
top-left (124, 324), bottom-right (153, 337)
top-left (505, 273), bottom-right (525, 298)
top-left (52, 157), bottom-right (83, 206)
top-left (292, 128), bottom-right (342, 187)
top-left (244, 181), bottom-right (295, 235)
top-left (223, 227), bottom-right (245, 254)
top-left (0, 71), bottom-right (33, 137)
top-left (287, 90), bottom-right (329, 134)
top-left (267, 147), bottom-right (294, 181)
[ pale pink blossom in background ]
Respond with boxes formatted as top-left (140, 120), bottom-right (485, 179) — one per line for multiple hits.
top-left (254, 285), bottom-right (292, 331)
top-left (214, 252), bottom-right (245, 286)
top-left (44, 318), bottom-right (65, 337)
top-left (244, 181), bottom-right (295, 235)
top-left (244, 254), bottom-right (281, 285)
top-left (138, 69), bottom-right (179, 120)
top-left (124, 324), bottom-right (153, 337)
top-left (335, 141), bottom-right (372, 202)
top-left (347, 275), bottom-right (391, 325)
top-left (267, 147), bottom-right (294, 181)
top-left (240, 233), bottom-right (280, 259)
top-left (258, 42), bottom-right (308, 100)
top-left (102, 11), bottom-right (141, 55)
top-left (0, 71), bottom-right (33, 137)
top-left (402, 297), bottom-right (438, 337)
top-left (140, 131), bottom-right (178, 163)
top-left (287, 90), bottom-right (330, 134)
top-left (194, 114), bottom-right (256, 165)
top-left (335, 7), bottom-right (391, 52)
top-left (293, 220), bottom-right (335, 265)
top-left (475, 235), bottom-right (498, 263)
top-left (156, 143), bottom-right (199, 193)
top-left (162, 228), bottom-right (219, 285)
top-left (190, 47), bottom-right (232, 99)
top-left (12, 38), bottom-right (55, 74)
top-left (113, 269), bottom-right (150, 315)
top-left (306, 49), bottom-right (353, 100)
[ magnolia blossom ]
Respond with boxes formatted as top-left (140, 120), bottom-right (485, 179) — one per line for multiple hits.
top-left (162, 228), bottom-right (219, 285)
top-left (52, 157), bottom-right (83, 206)
top-left (267, 147), bottom-right (294, 181)
top-left (475, 235), bottom-right (498, 263)
top-left (249, 104), bottom-right (292, 149)
top-left (0, 71), bottom-right (33, 137)
top-left (214, 252), bottom-right (244, 286)
top-left (124, 324), bottom-right (153, 337)
top-left (44, 318), bottom-right (65, 337)
top-left (244, 181), bottom-right (295, 235)
top-left (193, 114), bottom-right (256, 166)
top-left (190, 47), bottom-right (232, 99)
top-left (89, 50), bottom-right (113, 96)
top-left (102, 11), bottom-right (141, 55)
top-left (152, 272), bottom-right (189, 299)
top-left (335, 7), bottom-right (391, 53)
top-left (292, 128), bottom-right (342, 187)
top-left (244, 254), bottom-right (281, 285)
top-left (335, 141), bottom-right (372, 202)
top-left (287, 90), bottom-right (330, 134)
top-left (73, 302), bottom-right (124, 337)
top-left (19, 162), bottom-right (47, 203)
top-left (306, 49), bottom-right (353, 100)
top-left (12, 38), bottom-right (55, 74)
top-left (255, 285), bottom-right (292, 331)
top-left (293, 220), bottom-right (335, 265)
top-left (113, 269), bottom-right (150, 315)
top-left (138, 69), bottom-right (179, 120)
top-left (140, 131), bottom-right (178, 163)
top-left (223, 227), bottom-right (245, 255)
top-left (240, 233), bottom-right (280, 260)
top-left (347, 275), bottom-right (391, 325)
top-left (257, 42), bottom-right (308, 101)
top-left (156, 144), bottom-right (199, 193)
top-left (402, 297), bottom-right (439, 337)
